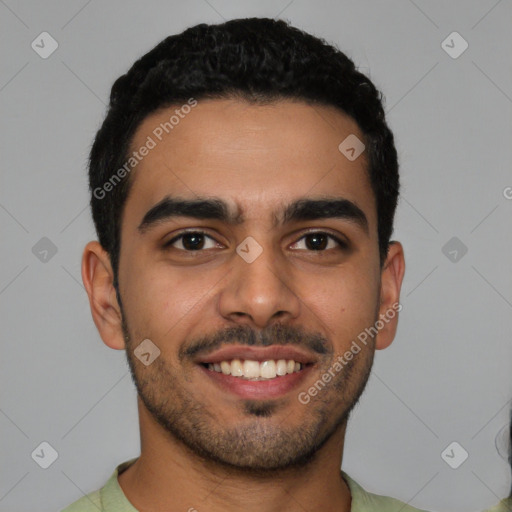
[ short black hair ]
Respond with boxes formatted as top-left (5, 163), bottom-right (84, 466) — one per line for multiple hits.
top-left (88, 17), bottom-right (399, 294)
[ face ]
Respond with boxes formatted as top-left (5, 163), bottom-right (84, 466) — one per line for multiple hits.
top-left (86, 98), bottom-right (404, 472)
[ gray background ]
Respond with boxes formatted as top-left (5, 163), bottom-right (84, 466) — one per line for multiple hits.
top-left (1, 1), bottom-right (511, 511)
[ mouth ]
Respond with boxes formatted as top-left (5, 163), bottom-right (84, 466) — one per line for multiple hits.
top-left (195, 345), bottom-right (316, 400)
top-left (202, 358), bottom-right (305, 380)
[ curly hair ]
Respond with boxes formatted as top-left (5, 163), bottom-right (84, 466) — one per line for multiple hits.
top-left (88, 17), bottom-right (399, 294)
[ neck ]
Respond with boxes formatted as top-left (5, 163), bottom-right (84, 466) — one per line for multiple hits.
top-left (118, 397), bottom-right (352, 512)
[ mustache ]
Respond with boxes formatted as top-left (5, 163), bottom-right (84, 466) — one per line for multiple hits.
top-left (179, 323), bottom-right (331, 362)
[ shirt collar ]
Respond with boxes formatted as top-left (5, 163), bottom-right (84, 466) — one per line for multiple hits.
top-left (104, 459), bottom-right (368, 511)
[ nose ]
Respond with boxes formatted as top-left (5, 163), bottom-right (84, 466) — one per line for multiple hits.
top-left (218, 238), bottom-right (301, 329)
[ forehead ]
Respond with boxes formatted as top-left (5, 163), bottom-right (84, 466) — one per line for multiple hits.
top-left (124, 98), bottom-right (376, 231)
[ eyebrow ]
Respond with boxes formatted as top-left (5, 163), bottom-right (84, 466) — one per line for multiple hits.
top-left (138, 196), bottom-right (369, 235)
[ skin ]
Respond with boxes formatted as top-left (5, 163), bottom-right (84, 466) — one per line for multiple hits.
top-left (82, 98), bottom-right (405, 512)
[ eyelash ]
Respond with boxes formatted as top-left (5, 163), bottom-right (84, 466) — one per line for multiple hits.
top-left (163, 230), bottom-right (348, 252)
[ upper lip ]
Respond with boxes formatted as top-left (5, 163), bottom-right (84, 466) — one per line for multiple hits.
top-left (195, 345), bottom-right (319, 365)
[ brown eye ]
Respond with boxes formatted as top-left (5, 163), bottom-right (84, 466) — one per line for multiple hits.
top-left (290, 232), bottom-right (347, 251)
top-left (164, 231), bottom-right (219, 251)
top-left (305, 233), bottom-right (329, 250)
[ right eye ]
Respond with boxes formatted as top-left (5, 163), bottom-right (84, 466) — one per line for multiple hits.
top-left (163, 231), bottom-right (222, 251)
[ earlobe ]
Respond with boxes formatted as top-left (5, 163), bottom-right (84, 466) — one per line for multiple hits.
top-left (375, 241), bottom-right (406, 350)
top-left (81, 241), bottom-right (126, 350)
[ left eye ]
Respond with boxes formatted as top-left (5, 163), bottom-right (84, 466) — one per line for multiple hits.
top-left (290, 232), bottom-right (346, 251)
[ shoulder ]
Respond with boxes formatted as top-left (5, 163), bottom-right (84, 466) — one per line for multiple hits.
top-left (60, 457), bottom-right (139, 512)
top-left (483, 497), bottom-right (512, 512)
top-left (60, 489), bottom-right (101, 512)
top-left (342, 471), bottom-right (431, 512)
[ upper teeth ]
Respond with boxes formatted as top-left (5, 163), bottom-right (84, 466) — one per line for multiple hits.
top-left (207, 359), bottom-right (302, 380)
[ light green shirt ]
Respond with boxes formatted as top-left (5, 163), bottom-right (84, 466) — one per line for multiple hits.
top-left (484, 498), bottom-right (512, 512)
top-left (61, 457), bottom-right (430, 511)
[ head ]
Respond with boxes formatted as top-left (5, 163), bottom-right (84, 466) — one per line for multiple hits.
top-left (82, 17), bottom-right (405, 473)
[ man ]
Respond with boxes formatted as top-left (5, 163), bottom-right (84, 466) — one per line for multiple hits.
top-left (63, 17), bottom-right (430, 511)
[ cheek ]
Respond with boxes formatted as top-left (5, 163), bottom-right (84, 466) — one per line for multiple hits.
top-left (300, 267), bottom-right (379, 341)
top-left (120, 260), bottom-right (219, 340)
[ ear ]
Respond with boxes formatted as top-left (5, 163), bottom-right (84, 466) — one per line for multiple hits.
top-left (375, 241), bottom-right (405, 350)
top-left (81, 241), bottom-right (126, 350)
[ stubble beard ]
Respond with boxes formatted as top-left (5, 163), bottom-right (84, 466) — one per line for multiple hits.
top-left (121, 314), bottom-right (375, 475)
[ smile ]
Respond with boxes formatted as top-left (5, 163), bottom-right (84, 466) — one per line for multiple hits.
top-left (204, 359), bottom-right (304, 381)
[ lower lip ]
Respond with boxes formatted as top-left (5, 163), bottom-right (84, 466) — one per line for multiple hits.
top-left (198, 364), bottom-right (313, 400)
